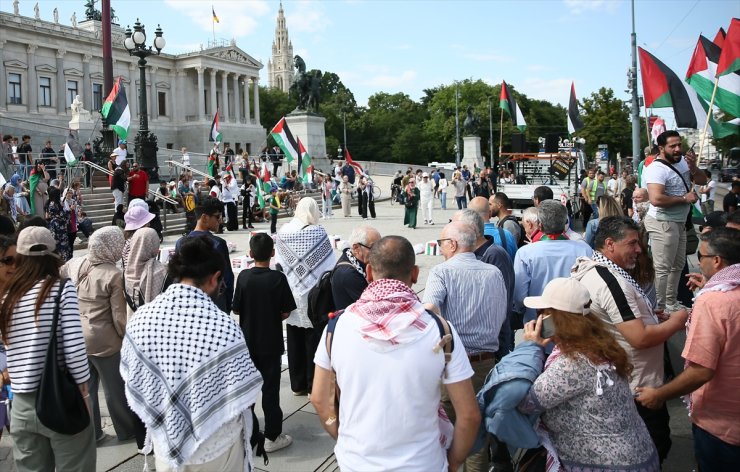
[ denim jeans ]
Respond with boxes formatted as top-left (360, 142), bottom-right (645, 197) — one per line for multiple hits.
top-left (456, 196), bottom-right (467, 209)
top-left (693, 423), bottom-right (740, 471)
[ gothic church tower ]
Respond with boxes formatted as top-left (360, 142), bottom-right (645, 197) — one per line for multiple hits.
top-left (267, 2), bottom-right (294, 93)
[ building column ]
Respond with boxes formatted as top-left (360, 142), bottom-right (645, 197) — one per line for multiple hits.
top-left (27, 44), bottom-right (38, 113)
top-left (128, 62), bottom-right (137, 119)
top-left (82, 53), bottom-right (92, 111)
top-left (196, 67), bottom-right (205, 121)
top-left (149, 66), bottom-right (158, 120)
top-left (209, 69), bottom-right (217, 118)
top-left (56, 49), bottom-right (66, 113)
top-left (243, 76), bottom-right (250, 124)
top-left (220, 71), bottom-right (229, 123)
top-left (0, 40), bottom-right (6, 110)
top-left (176, 69), bottom-right (186, 119)
top-left (167, 69), bottom-right (176, 119)
top-left (232, 73), bottom-right (241, 123)
top-left (252, 76), bottom-right (260, 125)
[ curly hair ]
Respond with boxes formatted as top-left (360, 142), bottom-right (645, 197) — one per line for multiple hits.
top-left (547, 308), bottom-right (633, 379)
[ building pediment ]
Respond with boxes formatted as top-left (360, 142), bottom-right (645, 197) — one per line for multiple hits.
top-left (206, 47), bottom-right (263, 68)
top-left (90, 72), bottom-right (104, 80)
top-left (36, 64), bottom-right (57, 73)
top-left (64, 68), bottom-right (84, 77)
top-left (155, 81), bottom-right (170, 89)
top-left (4, 59), bottom-right (28, 70)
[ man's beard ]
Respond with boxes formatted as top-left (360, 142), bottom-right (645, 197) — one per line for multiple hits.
top-left (663, 151), bottom-right (682, 163)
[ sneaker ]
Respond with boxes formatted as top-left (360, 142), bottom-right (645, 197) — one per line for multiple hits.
top-left (264, 433), bottom-right (293, 452)
top-left (430, 221), bottom-right (435, 225)
top-left (292, 390), bottom-right (307, 396)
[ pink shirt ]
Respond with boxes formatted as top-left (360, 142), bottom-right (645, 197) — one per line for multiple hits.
top-left (682, 288), bottom-right (740, 446)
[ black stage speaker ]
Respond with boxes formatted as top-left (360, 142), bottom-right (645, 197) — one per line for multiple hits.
top-left (545, 134), bottom-right (560, 153)
top-left (511, 134), bottom-right (526, 153)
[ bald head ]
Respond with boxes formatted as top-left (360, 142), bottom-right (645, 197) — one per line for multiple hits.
top-left (367, 236), bottom-right (418, 285)
top-left (468, 197), bottom-right (491, 223)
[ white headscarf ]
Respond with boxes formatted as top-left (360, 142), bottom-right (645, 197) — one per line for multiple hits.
top-left (65, 226), bottom-right (125, 284)
top-left (294, 197), bottom-right (321, 226)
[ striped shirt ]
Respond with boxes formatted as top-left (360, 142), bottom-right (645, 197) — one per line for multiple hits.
top-left (3, 279), bottom-right (90, 393)
top-left (423, 252), bottom-right (507, 354)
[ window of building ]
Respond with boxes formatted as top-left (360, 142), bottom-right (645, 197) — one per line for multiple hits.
top-left (92, 83), bottom-right (103, 111)
top-left (8, 73), bottom-right (22, 104)
top-left (166, 143), bottom-right (173, 150)
top-left (67, 80), bottom-right (79, 107)
top-left (158, 91), bottom-right (167, 116)
top-left (39, 77), bottom-right (52, 106)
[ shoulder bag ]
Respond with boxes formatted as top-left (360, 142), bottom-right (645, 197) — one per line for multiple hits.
top-left (35, 278), bottom-right (91, 435)
top-left (653, 159), bottom-right (700, 253)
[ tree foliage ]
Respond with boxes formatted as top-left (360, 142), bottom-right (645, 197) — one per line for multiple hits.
top-left (579, 87), bottom-right (632, 166)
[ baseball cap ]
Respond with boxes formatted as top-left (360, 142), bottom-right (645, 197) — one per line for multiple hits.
top-left (523, 278), bottom-right (592, 315)
top-left (422, 172), bottom-right (429, 178)
top-left (16, 227), bottom-right (60, 259)
top-left (124, 206), bottom-right (155, 231)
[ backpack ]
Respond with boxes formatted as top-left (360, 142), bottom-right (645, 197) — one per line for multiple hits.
top-left (499, 215), bottom-right (526, 248)
top-left (306, 262), bottom-right (353, 332)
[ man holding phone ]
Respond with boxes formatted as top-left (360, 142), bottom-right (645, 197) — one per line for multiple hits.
top-left (642, 130), bottom-right (707, 311)
top-left (571, 216), bottom-right (689, 465)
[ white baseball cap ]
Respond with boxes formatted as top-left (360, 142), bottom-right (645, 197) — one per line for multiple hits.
top-left (523, 278), bottom-right (592, 315)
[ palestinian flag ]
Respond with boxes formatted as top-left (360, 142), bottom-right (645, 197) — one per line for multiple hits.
top-left (100, 77), bottom-right (130, 140)
top-left (297, 137), bottom-right (312, 183)
top-left (500, 81), bottom-right (527, 131)
top-left (686, 35), bottom-right (740, 118)
top-left (344, 147), bottom-right (365, 176)
top-left (256, 180), bottom-right (271, 209)
top-left (270, 117), bottom-right (299, 162)
top-left (717, 18), bottom-right (740, 77)
top-left (567, 82), bottom-right (584, 134)
top-left (714, 27), bottom-right (726, 48)
top-left (639, 47), bottom-right (707, 129)
top-left (64, 129), bottom-right (83, 164)
top-left (259, 161), bottom-right (271, 182)
top-left (209, 111), bottom-right (222, 143)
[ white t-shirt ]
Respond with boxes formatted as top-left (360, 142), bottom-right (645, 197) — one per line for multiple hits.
top-left (113, 147), bottom-right (128, 166)
top-left (643, 158), bottom-right (691, 222)
top-left (438, 178), bottom-right (449, 191)
top-left (182, 153), bottom-right (191, 167)
top-left (702, 179), bottom-right (716, 202)
top-left (418, 179), bottom-right (435, 201)
top-left (607, 178), bottom-right (619, 197)
top-left (314, 311), bottom-right (473, 472)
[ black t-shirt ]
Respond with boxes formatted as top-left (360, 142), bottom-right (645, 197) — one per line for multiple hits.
top-left (233, 267), bottom-right (296, 356)
top-left (723, 191), bottom-right (738, 213)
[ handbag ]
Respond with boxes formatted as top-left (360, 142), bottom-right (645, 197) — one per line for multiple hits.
top-left (35, 279), bottom-right (91, 435)
top-left (652, 159), bottom-right (700, 230)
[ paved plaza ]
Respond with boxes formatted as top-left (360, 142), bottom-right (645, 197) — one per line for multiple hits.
top-left (0, 175), bottom-right (710, 471)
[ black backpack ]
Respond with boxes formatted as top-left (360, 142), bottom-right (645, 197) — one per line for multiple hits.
top-left (499, 215), bottom-right (526, 248)
top-left (307, 262), bottom-right (353, 332)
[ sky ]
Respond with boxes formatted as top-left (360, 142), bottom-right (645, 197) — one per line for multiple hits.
top-left (8, 0), bottom-right (740, 129)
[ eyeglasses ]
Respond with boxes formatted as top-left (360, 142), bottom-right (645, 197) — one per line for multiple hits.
top-left (358, 243), bottom-right (373, 250)
top-left (697, 252), bottom-right (717, 260)
top-left (0, 256), bottom-right (16, 266)
top-left (436, 238), bottom-right (454, 246)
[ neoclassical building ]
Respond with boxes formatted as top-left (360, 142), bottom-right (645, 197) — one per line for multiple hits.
top-left (267, 2), bottom-right (294, 93)
top-left (0, 7), bottom-right (266, 163)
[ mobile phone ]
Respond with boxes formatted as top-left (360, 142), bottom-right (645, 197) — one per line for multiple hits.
top-left (540, 316), bottom-right (556, 339)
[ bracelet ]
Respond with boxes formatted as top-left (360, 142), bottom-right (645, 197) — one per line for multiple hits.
top-left (325, 416), bottom-right (337, 425)
top-left (82, 394), bottom-right (90, 399)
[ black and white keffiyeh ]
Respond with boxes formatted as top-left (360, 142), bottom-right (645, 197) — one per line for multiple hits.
top-left (592, 250), bottom-right (655, 311)
top-left (120, 283), bottom-right (262, 470)
top-left (276, 224), bottom-right (335, 297)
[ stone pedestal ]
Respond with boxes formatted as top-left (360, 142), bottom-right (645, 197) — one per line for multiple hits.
top-left (462, 136), bottom-right (483, 170)
top-left (285, 112), bottom-right (327, 161)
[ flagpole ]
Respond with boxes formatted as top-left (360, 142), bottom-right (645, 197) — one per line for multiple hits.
top-left (498, 107), bottom-right (504, 157)
top-left (698, 76), bottom-right (720, 164)
top-left (642, 102), bottom-right (651, 149)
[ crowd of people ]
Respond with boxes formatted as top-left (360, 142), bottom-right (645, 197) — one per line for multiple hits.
top-left (0, 128), bottom-right (738, 472)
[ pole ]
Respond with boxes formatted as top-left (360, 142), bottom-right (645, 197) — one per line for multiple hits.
top-left (498, 107), bottom-right (504, 156)
top-left (343, 112), bottom-right (347, 151)
top-left (101, 0), bottom-right (113, 97)
top-left (488, 97), bottom-right (494, 169)
top-left (454, 84), bottom-right (460, 167)
top-left (698, 76), bottom-right (720, 162)
top-left (630, 0), bottom-right (641, 168)
top-left (138, 57), bottom-right (149, 133)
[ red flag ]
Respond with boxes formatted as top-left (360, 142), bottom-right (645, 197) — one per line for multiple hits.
top-left (344, 148), bottom-right (365, 176)
top-left (714, 27), bottom-right (726, 48)
top-left (717, 18), bottom-right (740, 76)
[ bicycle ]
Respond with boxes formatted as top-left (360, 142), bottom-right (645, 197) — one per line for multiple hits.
top-left (390, 183), bottom-right (402, 205)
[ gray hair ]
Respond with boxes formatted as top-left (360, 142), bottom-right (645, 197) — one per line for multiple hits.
top-left (452, 210), bottom-right (484, 239)
top-left (446, 221), bottom-right (477, 250)
top-left (521, 207), bottom-right (539, 224)
top-left (537, 200), bottom-right (567, 234)
top-left (349, 224), bottom-right (380, 246)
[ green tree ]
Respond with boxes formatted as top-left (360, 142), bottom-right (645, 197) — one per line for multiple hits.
top-left (579, 87), bottom-right (631, 168)
top-left (259, 86), bottom-right (296, 150)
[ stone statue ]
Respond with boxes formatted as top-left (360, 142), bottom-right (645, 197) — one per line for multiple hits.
top-left (71, 12), bottom-right (77, 28)
top-left (289, 55), bottom-right (322, 113)
top-left (85, 0), bottom-right (102, 21)
top-left (69, 95), bottom-right (91, 130)
top-left (53, 8), bottom-right (59, 24)
top-left (13, 0), bottom-right (19, 16)
top-left (34, 3), bottom-right (40, 20)
top-left (463, 106), bottom-right (480, 135)
top-left (110, 7), bottom-right (117, 23)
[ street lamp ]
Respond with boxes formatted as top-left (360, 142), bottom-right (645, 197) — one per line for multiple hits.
top-left (124, 19), bottom-right (165, 179)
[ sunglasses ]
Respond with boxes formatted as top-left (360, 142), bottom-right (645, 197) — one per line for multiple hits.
top-left (0, 256), bottom-right (16, 266)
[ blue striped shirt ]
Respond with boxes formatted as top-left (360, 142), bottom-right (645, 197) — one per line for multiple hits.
top-left (423, 252), bottom-right (507, 354)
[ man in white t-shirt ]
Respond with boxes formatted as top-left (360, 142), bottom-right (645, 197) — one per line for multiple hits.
top-left (181, 147), bottom-right (191, 167)
top-left (112, 140), bottom-right (128, 166)
top-left (643, 130), bottom-right (707, 311)
top-left (699, 169), bottom-right (716, 214)
top-left (312, 236), bottom-right (480, 472)
top-left (418, 172), bottom-right (436, 225)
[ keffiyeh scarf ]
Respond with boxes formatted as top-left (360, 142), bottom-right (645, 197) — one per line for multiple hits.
top-left (592, 251), bottom-right (655, 312)
top-left (339, 247), bottom-right (365, 278)
top-left (276, 223), bottom-right (334, 297)
top-left (120, 283), bottom-right (263, 470)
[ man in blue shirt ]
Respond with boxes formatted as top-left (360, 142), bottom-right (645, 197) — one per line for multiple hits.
top-left (469, 196), bottom-right (517, 260)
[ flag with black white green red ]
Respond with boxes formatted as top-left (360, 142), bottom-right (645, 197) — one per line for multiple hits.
top-left (256, 180), bottom-right (272, 209)
top-left (639, 47), bottom-right (707, 129)
top-left (269, 117), bottom-right (299, 162)
top-left (567, 82), bottom-right (584, 134)
top-left (685, 35), bottom-right (740, 118)
top-left (101, 77), bottom-right (130, 140)
top-left (499, 81), bottom-right (527, 131)
top-left (297, 137), bottom-right (311, 183)
top-left (209, 111), bottom-right (222, 143)
top-left (717, 18), bottom-right (740, 77)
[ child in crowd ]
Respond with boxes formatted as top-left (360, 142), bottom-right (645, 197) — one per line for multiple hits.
top-left (269, 188), bottom-right (280, 235)
top-left (232, 233), bottom-right (296, 453)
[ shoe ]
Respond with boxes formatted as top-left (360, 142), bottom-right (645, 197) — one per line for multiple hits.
top-left (264, 433), bottom-right (293, 452)
top-left (430, 221), bottom-right (434, 225)
top-left (292, 390), bottom-right (307, 396)
top-left (96, 432), bottom-right (113, 444)
top-left (248, 225), bottom-right (255, 229)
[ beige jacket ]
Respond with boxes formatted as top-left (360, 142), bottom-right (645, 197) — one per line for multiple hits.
top-left (62, 260), bottom-right (128, 357)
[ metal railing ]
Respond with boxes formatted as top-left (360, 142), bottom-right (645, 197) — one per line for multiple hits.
top-left (164, 160), bottom-right (211, 180)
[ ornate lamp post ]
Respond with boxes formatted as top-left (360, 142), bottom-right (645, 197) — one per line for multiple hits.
top-left (124, 19), bottom-right (165, 178)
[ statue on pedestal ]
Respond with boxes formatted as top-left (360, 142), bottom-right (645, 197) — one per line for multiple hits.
top-left (69, 95), bottom-right (92, 130)
top-left (463, 106), bottom-right (480, 136)
top-left (84, 0), bottom-right (102, 21)
top-left (53, 8), bottom-right (59, 24)
top-left (34, 3), bottom-right (40, 20)
top-left (13, 0), bottom-right (19, 16)
top-left (71, 12), bottom-right (77, 28)
top-left (289, 55), bottom-right (322, 113)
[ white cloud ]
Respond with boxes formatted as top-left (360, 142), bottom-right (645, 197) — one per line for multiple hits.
top-left (285, 1), bottom-right (331, 33)
top-left (520, 77), bottom-right (573, 106)
top-left (563, 0), bottom-right (622, 15)
top-left (464, 52), bottom-right (511, 62)
top-left (163, 0), bottom-right (270, 38)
